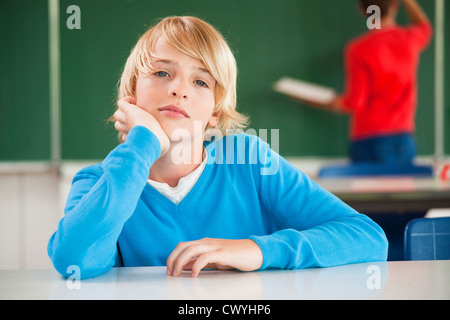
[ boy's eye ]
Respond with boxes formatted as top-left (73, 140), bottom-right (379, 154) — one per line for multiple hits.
top-left (195, 80), bottom-right (208, 87)
top-left (155, 71), bottom-right (169, 77)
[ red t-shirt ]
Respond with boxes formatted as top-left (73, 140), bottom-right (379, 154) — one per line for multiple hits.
top-left (341, 22), bottom-right (432, 140)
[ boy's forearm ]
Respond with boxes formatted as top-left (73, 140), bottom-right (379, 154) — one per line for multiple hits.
top-left (48, 126), bottom-right (161, 279)
top-left (402, 0), bottom-right (430, 25)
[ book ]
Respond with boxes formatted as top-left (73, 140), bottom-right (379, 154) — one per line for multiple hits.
top-left (273, 77), bottom-right (337, 104)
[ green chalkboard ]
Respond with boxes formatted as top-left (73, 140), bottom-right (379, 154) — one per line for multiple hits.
top-left (1, 0), bottom-right (445, 161)
top-left (0, 0), bottom-right (50, 161)
top-left (445, 1), bottom-right (450, 156)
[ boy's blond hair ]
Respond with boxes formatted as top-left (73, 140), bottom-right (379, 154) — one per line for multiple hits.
top-left (116, 16), bottom-right (248, 137)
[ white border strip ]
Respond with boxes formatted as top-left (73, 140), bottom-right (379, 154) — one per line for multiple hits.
top-left (435, 0), bottom-right (445, 163)
top-left (49, 0), bottom-right (61, 169)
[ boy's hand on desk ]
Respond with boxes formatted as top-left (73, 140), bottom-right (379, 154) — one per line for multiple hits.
top-left (166, 238), bottom-right (263, 278)
top-left (114, 96), bottom-right (170, 156)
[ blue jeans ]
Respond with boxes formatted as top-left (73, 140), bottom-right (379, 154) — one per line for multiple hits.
top-left (350, 133), bottom-right (416, 165)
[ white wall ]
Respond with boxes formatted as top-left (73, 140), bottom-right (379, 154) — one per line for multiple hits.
top-left (0, 171), bottom-right (60, 269)
top-left (0, 162), bottom-right (93, 270)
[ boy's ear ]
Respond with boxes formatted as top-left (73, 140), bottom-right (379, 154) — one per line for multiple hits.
top-left (208, 110), bottom-right (222, 127)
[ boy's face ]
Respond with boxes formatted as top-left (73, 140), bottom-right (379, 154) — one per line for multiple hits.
top-left (135, 37), bottom-right (219, 142)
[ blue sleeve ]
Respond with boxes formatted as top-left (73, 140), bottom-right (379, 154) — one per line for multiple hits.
top-left (249, 140), bottom-right (388, 270)
top-left (47, 126), bottom-right (161, 279)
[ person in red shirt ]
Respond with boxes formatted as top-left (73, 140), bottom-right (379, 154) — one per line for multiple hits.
top-left (301, 0), bottom-right (432, 165)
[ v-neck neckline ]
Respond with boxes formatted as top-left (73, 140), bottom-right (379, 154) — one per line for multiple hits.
top-left (143, 159), bottom-right (213, 209)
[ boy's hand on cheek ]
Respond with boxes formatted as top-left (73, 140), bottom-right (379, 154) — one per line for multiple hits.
top-left (114, 96), bottom-right (170, 156)
top-left (166, 238), bottom-right (263, 278)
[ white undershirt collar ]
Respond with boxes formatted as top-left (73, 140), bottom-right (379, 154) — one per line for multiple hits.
top-left (147, 150), bottom-right (208, 204)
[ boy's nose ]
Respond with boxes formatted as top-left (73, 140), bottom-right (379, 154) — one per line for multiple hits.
top-left (170, 91), bottom-right (187, 99)
top-left (169, 79), bottom-right (189, 99)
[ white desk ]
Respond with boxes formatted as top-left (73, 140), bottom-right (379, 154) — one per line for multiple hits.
top-left (1, 261), bottom-right (449, 300)
top-left (316, 177), bottom-right (450, 214)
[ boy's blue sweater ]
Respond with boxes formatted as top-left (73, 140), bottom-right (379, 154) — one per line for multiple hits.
top-left (48, 126), bottom-right (388, 279)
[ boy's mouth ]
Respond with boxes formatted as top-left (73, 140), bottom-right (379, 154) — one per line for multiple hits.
top-left (158, 105), bottom-right (190, 119)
